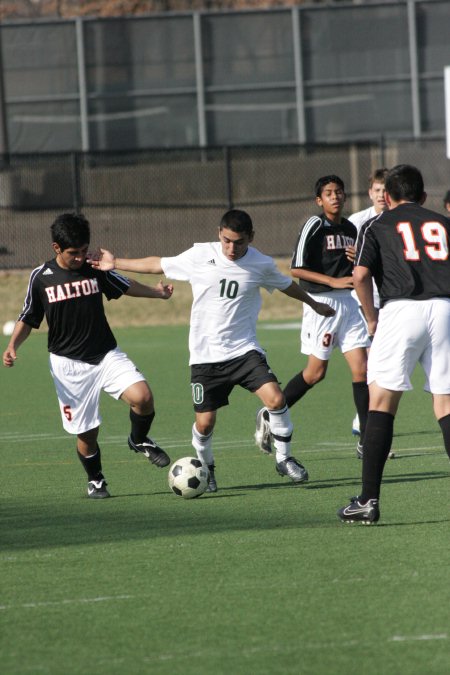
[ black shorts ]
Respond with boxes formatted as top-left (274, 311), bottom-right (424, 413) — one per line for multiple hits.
top-left (190, 350), bottom-right (279, 412)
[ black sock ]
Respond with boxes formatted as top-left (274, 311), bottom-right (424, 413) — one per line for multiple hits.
top-left (352, 381), bottom-right (369, 442)
top-left (77, 445), bottom-right (103, 481)
top-left (130, 409), bottom-right (155, 444)
top-left (438, 414), bottom-right (450, 460)
top-left (360, 411), bottom-right (395, 501)
top-left (283, 372), bottom-right (313, 408)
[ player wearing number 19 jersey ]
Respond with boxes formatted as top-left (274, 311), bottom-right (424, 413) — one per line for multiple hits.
top-left (338, 164), bottom-right (450, 524)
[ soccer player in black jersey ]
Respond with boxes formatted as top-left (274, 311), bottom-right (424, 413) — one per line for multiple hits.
top-left (255, 175), bottom-right (370, 460)
top-left (2, 213), bottom-right (173, 499)
top-left (338, 165), bottom-right (450, 524)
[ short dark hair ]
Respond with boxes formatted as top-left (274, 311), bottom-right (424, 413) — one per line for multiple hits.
top-left (369, 168), bottom-right (389, 187)
top-left (385, 165), bottom-right (424, 203)
top-left (219, 209), bottom-right (254, 236)
top-left (443, 190), bottom-right (450, 205)
top-left (51, 212), bottom-right (90, 251)
top-left (315, 175), bottom-right (345, 197)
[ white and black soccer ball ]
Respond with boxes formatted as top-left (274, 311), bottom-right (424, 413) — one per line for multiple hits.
top-left (168, 457), bottom-right (209, 499)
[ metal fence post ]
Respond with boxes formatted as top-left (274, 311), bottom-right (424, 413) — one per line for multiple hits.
top-left (224, 146), bottom-right (233, 209)
top-left (292, 6), bottom-right (306, 145)
top-left (71, 152), bottom-right (81, 213)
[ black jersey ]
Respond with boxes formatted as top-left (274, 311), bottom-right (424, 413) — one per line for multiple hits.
top-left (291, 214), bottom-right (357, 293)
top-left (19, 259), bottom-right (131, 364)
top-left (356, 202), bottom-right (450, 306)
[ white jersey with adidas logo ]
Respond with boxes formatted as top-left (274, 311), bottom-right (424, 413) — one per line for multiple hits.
top-left (161, 242), bottom-right (292, 365)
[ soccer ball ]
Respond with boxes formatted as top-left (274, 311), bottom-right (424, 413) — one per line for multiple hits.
top-left (2, 320), bottom-right (15, 336)
top-left (168, 457), bottom-right (210, 499)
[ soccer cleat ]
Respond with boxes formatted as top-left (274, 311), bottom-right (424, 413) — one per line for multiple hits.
top-left (206, 464), bottom-right (217, 492)
top-left (276, 457), bottom-right (309, 483)
top-left (352, 413), bottom-right (360, 436)
top-left (128, 435), bottom-right (170, 468)
top-left (87, 474), bottom-right (110, 499)
top-left (254, 408), bottom-right (272, 454)
top-left (337, 496), bottom-right (380, 524)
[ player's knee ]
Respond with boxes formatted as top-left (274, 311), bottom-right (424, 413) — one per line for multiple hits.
top-left (265, 390), bottom-right (286, 411)
top-left (195, 421), bottom-right (214, 436)
top-left (306, 370), bottom-right (326, 386)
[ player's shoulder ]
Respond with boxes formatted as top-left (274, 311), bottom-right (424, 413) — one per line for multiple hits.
top-left (299, 214), bottom-right (324, 234)
top-left (246, 245), bottom-right (273, 263)
top-left (348, 205), bottom-right (374, 227)
top-left (29, 259), bottom-right (56, 282)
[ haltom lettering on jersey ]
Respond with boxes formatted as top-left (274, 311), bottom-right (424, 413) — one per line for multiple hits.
top-left (45, 278), bottom-right (100, 303)
top-left (325, 234), bottom-right (354, 250)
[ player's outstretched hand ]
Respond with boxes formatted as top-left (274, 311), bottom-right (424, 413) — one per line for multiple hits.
top-left (3, 346), bottom-right (17, 367)
top-left (157, 280), bottom-right (174, 300)
top-left (87, 248), bottom-right (115, 271)
top-left (314, 302), bottom-right (336, 317)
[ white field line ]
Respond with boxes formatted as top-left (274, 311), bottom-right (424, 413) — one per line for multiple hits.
top-left (259, 322), bottom-right (301, 330)
top-left (390, 634), bottom-right (448, 642)
top-left (0, 594), bottom-right (447, 649)
top-left (0, 595), bottom-right (133, 611)
top-left (0, 429), bottom-right (444, 456)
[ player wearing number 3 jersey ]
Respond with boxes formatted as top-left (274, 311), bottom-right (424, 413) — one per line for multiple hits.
top-left (90, 209), bottom-right (335, 492)
top-left (338, 164), bottom-right (450, 524)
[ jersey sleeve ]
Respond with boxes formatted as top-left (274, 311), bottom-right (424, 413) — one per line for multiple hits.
top-left (18, 266), bottom-right (45, 328)
top-left (98, 269), bottom-right (131, 300)
top-left (290, 216), bottom-right (320, 269)
top-left (261, 259), bottom-right (292, 293)
top-left (355, 223), bottom-right (379, 271)
top-left (161, 246), bottom-right (197, 281)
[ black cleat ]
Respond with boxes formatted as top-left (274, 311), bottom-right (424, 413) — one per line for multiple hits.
top-left (356, 442), bottom-right (363, 459)
top-left (206, 464), bottom-right (217, 492)
top-left (87, 474), bottom-right (110, 499)
top-left (337, 496), bottom-right (380, 524)
top-left (276, 457), bottom-right (309, 483)
top-left (128, 435), bottom-right (170, 467)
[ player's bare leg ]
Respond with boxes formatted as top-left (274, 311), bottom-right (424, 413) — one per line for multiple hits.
top-left (121, 381), bottom-right (170, 467)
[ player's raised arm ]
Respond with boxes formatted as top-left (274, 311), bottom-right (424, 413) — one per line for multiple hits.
top-left (280, 281), bottom-right (335, 317)
top-left (89, 248), bottom-right (164, 275)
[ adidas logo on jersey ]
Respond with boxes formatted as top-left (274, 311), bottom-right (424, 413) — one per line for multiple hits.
top-left (42, 268), bottom-right (53, 275)
top-left (207, 259), bottom-right (216, 265)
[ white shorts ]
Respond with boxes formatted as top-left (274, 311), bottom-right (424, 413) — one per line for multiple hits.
top-left (368, 298), bottom-right (450, 393)
top-left (301, 290), bottom-right (371, 360)
top-left (49, 347), bottom-right (147, 435)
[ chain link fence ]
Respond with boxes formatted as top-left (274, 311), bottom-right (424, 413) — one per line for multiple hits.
top-left (1, 137), bottom-right (449, 269)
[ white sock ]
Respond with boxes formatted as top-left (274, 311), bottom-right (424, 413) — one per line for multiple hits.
top-left (191, 423), bottom-right (214, 466)
top-left (267, 405), bottom-right (293, 463)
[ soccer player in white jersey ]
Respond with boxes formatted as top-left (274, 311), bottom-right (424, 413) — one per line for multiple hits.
top-left (90, 209), bottom-right (334, 491)
top-left (348, 168), bottom-right (389, 436)
top-left (338, 165), bottom-right (450, 524)
top-left (2, 213), bottom-right (174, 499)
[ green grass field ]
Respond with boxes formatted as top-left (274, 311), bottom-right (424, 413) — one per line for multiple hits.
top-left (1, 324), bottom-right (449, 675)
